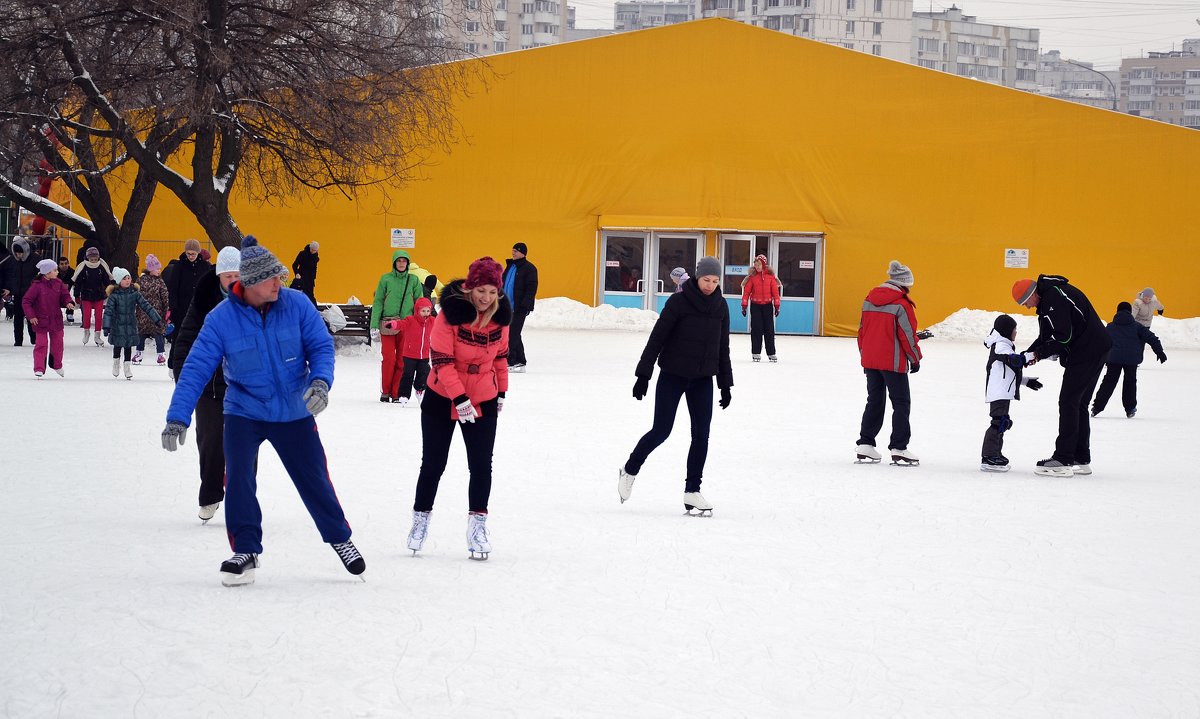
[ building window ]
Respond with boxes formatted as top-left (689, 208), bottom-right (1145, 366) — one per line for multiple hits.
top-left (781, 14), bottom-right (794, 28)
top-left (464, 21), bottom-right (482, 32)
top-left (496, 19), bottom-right (506, 30)
top-left (845, 20), bottom-right (854, 35)
top-left (495, 41), bottom-right (507, 51)
top-left (1016, 68), bottom-right (1035, 82)
top-left (842, 42), bottom-right (854, 49)
top-left (465, 42), bottom-right (480, 53)
top-left (872, 43), bottom-right (881, 55)
top-left (765, 16), bottom-right (780, 29)
top-left (917, 59), bottom-right (936, 69)
top-left (874, 0), bottom-right (882, 10)
top-left (767, 0), bottom-right (779, 7)
top-left (738, 0), bottom-right (745, 9)
top-left (872, 21), bottom-right (881, 36)
top-left (801, 18), bottom-right (810, 33)
top-left (521, 2), bottom-right (533, 12)
top-left (521, 23), bottom-right (533, 33)
top-left (846, 0), bottom-right (855, 8)
top-left (497, 0), bottom-right (507, 7)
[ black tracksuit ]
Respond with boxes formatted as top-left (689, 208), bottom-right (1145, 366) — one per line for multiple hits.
top-left (1025, 275), bottom-right (1112, 465)
top-left (1, 247), bottom-right (41, 345)
top-left (625, 278), bottom-right (733, 492)
top-left (1092, 309), bottom-right (1166, 416)
top-left (165, 253), bottom-right (212, 337)
top-left (291, 248), bottom-right (319, 304)
top-left (502, 257), bottom-right (538, 365)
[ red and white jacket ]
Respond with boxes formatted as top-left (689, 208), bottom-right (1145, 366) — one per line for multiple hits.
top-left (858, 282), bottom-right (921, 373)
top-left (426, 280), bottom-right (511, 419)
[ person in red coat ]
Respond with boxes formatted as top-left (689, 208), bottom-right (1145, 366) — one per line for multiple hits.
top-left (387, 296), bottom-right (435, 405)
top-left (406, 257), bottom-right (511, 560)
top-left (21, 259), bottom-right (76, 378)
top-left (740, 254), bottom-right (782, 362)
top-left (855, 260), bottom-right (922, 465)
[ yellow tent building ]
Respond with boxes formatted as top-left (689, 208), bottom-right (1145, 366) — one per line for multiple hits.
top-left (141, 19), bottom-right (1200, 335)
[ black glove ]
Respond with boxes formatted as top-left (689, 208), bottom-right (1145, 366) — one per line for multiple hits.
top-left (632, 376), bottom-right (649, 401)
top-left (1157, 309), bottom-right (1164, 316)
top-left (773, 307), bottom-right (780, 318)
top-left (719, 387), bottom-right (731, 410)
top-left (741, 307), bottom-right (747, 317)
top-left (909, 363), bottom-right (920, 374)
top-left (916, 329), bottom-right (934, 340)
top-left (1157, 354), bottom-right (1167, 364)
top-left (1026, 378), bottom-right (1043, 391)
top-left (102, 328), bottom-right (110, 337)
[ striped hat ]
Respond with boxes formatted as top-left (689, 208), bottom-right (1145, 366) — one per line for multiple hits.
top-left (239, 235), bottom-right (289, 287)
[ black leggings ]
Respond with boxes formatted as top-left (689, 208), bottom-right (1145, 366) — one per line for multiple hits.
top-left (413, 391), bottom-right (499, 513)
top-left (748, 303), bottom-right (776, 356)
top-left (624, 371), bottom-right (713, 492)
top-left (112, 345), bottom-right (132, 360)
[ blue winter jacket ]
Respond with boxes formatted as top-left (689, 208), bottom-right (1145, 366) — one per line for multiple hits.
top-left (166, 285), bottom-right (334, 426)
top-left (1106, 309), bottom-right (1166, 366)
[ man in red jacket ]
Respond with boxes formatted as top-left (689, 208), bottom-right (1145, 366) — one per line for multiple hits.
top-left (855, 260), bottom-right (922, 465)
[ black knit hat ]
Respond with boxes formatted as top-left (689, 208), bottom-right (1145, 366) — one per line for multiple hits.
top-left (993, 314), bottom-right (1017, 338)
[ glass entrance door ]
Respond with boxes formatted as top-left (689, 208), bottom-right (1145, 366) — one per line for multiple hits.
top-left (773, 236), bottom-right (822, 334)
top-left (653, 233), bottom-right (703, 312)
top-left (602, 232), bottom-right (648, 309)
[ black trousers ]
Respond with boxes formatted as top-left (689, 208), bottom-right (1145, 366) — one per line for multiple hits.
top-left (748, 303), bottom-right (776, 356)
top-left (857, 369), bottom-right (911, 451)
top-left (111, 345), bottom-right (132, 360)
top-left (195, 390), bottom-right (228, 506)
top-left (624, 371), bottom-right (713, 493)
top-left (508, 309), bottom-right (529, 365)
top-left (1092, 363), bottom-right (1138, 415)
top-left (413, 390), bottom-right (499, 513)
top-left (981, 399), bottom-right (1012, 458)
top-left (12, 295), bottom-right (32, 346)
top-left (1053, 358), bottom-right (1106, 465)
top-left (398, 357), bottom-right (430, 399)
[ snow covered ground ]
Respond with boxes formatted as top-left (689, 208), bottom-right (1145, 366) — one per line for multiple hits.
top-left (2, 301), bottom-right (1198, 718)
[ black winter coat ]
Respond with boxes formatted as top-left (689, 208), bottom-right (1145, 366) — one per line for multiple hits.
top-left (503, 257), bottom-right (539, 314)
top-left (2, 252), bottom-right (41, 297)
top-left (1106, 310), bottom-right (1166, 365)
top-left (1025, 274), bottom-right (1112, 367)
top-left (291, 249), bottom-right (319, 289)
top-left (72, 261), bottom-right (112, 302)
top-left (166, 253), bottom-right (212, 320)
top-left (168, 269), bottom-right (230, 399)
top-left (636, 278), bottom-right (733, 389)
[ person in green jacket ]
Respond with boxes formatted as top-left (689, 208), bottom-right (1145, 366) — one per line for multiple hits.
top-left (371, 249), bottom-right (424, 401)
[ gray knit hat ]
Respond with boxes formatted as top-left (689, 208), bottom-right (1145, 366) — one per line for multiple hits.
top-left (239, 235), bottom-right (289, 287)
top-left (695, 256), bottom-right (722, 279)
top-left (887, 260), bottom-right (914, 288)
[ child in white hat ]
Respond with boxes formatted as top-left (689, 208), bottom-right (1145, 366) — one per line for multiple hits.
top-left (103, 267), bottom-right (162, 379)
top-left (21, 259), bottom-right (76, 378)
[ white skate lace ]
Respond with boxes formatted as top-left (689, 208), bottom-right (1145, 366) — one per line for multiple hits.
top-left (332, 541), bottom-right (362, 566)
top-left (408, 513), bottom-right (429, 545)
top-left (224, 553), bottom-right (256, 569)
top-left (468, 516), bottom-right (491, 551)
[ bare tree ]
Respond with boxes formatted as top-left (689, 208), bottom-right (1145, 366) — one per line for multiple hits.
top-left (2, 0), bottom-right (476, 252)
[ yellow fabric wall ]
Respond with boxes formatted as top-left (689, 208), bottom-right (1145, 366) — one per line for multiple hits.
top-left (139, 19), bottom-right (1200, 334)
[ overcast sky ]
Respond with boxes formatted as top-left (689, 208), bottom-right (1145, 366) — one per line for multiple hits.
top-left (569, 0), bottom-right (1200, 70)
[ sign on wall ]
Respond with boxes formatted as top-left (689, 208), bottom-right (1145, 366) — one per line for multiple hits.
top-left (1004, 248), bottom-right (1029, 269)
top-left (726, 265), bottom-right (750, 276)
top-left (390, 228), bottom-right (415, 248)
top-left (798, 260), bottom-right (815, 269)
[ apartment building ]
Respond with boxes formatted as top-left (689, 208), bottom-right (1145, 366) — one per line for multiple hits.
top-left (1120, 40), bottom-right (1200, 129)
top-left (443, 0), bottom-right (569, 54)
top-left (912, 5), bottom-right (1038, 90)
top-left (614, 1), bottom-right (694, 31)
top-left (1036, 51), bottom-right (1118, 111)
top-left (696, 0), bottom-right (915, 63)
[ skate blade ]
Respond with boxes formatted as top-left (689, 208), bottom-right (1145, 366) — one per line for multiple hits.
top-left (469, 551), bottom-right (490, 561)
top-left (980, 465), bottom-right (1011, 473)
top-left (684, 507), bottom-right (713, 517)
top-left (854, 457), bottom-right (881, 464)
top-left (200, 517), bottom-right (211, 524)
top-left (220, 569), bottom-right (256, 587)
top-left (1034, 468), bottom-right (1074, 477)
top-left (890, 461), bottom-right (919, 467)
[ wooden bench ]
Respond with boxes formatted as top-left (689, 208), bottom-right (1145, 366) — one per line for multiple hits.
top-left (318, 303), bottom-right (374, 345)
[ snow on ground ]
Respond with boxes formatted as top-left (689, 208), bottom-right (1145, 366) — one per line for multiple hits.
top-left (2, 302), bottom-right (1198, 718)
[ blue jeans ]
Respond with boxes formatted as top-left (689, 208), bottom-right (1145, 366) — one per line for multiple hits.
top-left (136, 333), bottom-right (165, 353)
top-left (625, 372), bottom-right (713, 492)
top-left (223, 414), bottom-right (351, 554)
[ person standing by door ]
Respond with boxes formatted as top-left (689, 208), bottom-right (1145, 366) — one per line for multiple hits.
top-left (502, 242), bottom-right (538, 373)
top-left (740, 254), bottom-right (781, 363)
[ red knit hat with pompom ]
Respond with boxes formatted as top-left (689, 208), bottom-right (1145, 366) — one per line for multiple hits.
top-left (465, 256), bottom-right (503, 289)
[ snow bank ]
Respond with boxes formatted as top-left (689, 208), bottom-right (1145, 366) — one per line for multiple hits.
top-left (929, 308), bottom-right (1200, 350)
top-left (524, 297), bottom-right (658, 332)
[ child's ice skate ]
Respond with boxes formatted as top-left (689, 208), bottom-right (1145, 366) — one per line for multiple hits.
top-left (123, 361), bottom-right (133, 380)
top-left (112, 357), bottom-right (120, 377)
top-left (132, 351), bottom-right (143, 364)
top-left (683, 491), bottom-right (713, 517)
top-left (980, 455), bottom-right (1010, 473)
top-left (199, 503), bottom-right (220, 523)
top-left (82, 329), bottom-right (91, 345)
top-left (618, 466), bottom-right (637, 504)
top-left (467, 512), bottom-right (491, 560)
top-left (157, 353), bottom-right (167, 365)
top-left (855, 444), bottom-right (882, 464)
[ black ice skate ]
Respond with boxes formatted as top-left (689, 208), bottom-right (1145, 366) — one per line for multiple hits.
top-left (683, 491), bottom-right (713, 517)
top-left (980, 456), bottom-right (1010, 473)
top-left (855, 444), bottom-right (882, 464)
top-left (889, 448), bottom-right (919, 466)
top-left (1034, 458), bottom-right (1074, 477)
top-left (220, 553), bottom-right (260, 587)
top-left (332, 540), bottom-right (366, 579)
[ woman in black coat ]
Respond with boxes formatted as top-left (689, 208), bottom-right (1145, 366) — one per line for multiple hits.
top-left (617, 256), bottom-right (733, 516)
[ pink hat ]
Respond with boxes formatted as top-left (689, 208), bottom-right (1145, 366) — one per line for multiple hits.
top-left (145, 254), bottom-right (162, 272)
top-left (465, 257), bottom-right (503, 290)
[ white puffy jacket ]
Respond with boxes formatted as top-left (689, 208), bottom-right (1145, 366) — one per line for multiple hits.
top-left (984, 330), bottom-right (1039, 402)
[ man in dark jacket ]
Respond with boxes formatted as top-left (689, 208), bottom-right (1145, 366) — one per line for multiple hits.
top-left (1091, 301), bottom-right (1166, 419)
top-left (290, 241), bottom-right (320, 305)
top-left (169, 246), bottom-right (244, 523)
top-left (1, 238), bottom-right (42, 346)
top-left (501, 242), bottom-right (538, 372)
top-left (1013, 274), bottom-right (1113, 476)
top-left (165, 239), bottom-right (212, 339)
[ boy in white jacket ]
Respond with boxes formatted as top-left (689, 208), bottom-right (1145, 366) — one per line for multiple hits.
top-left (982, 314), bottom-right (1044, 472)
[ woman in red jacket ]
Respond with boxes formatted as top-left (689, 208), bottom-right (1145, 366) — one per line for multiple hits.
top-left (740, 254), bottom-right (781, 362)
top-left (406, 257), bottom-right (511, 560)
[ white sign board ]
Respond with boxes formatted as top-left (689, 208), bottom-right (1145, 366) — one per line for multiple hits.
top-left (390, 228), bottom-right (416, 248)
top-left (726, 265), bottom-right (750, 276)
top-left (798, 260), bottom-right (815, 269)
top-left (605, 260), bottom-right (620, 267)
top-left (1004, 248), bottom-right (1029, 269)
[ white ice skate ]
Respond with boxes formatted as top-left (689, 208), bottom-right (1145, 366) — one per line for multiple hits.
top-left (407, 510), bottom-right (431, 554)
top-left (112, 357), bottom-right (120, 377)
top-left (82, 329), bottom-right (91, 345)
top-left (467, 512), bottom-right (491, 560)
top-left (34, 371), bottom-right (44, 379)
top-left (855, 444), bottom-right (882, 464)
top-left (199, 503), bottom-right (220, 523)
top-left (683, 491), bottom-right (713, 517)
top-left (53, 367), bottom-right (64, 377)
top-left (220, 553), bottom-right (260, 587)
top-left (618, 466), bottom-right (637, 504)
top-left (1072, 464), bottom-right (1092, 476)
top-left (509, 363), bottom-right (526, 373)
top-left (768, 355), bottom-right (778, 363)
top-left (890, 448), bottom-right (919, 466)
top-left (95, 333), bottom-right (104, 347)
top-left (123, 361), bottom-right (133, 380)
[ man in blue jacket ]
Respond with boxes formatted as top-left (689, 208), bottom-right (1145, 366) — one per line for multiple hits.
top-left (1091, 301), bottom-right (1167, 419)
top-left (161, 235), bottom-right (365, 587)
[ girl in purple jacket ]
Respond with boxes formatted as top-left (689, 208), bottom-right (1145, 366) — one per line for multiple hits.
top-left (21, 259), bottom-right (76, 378)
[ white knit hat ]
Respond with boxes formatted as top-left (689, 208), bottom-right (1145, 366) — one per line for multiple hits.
top-left (112, 267), bottom-right (131, 285)
top-left (216, 246), bottom-right (242, 274)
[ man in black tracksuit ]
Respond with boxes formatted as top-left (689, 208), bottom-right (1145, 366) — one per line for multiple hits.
top-left (290, 242), bottom-right (320, 305)
top-left (1014, 274), bottom-right (1112, 476)
top-left (165, 241), bottom-right (212, 340)
top-left (501, 242), bottom-right (538, 370)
